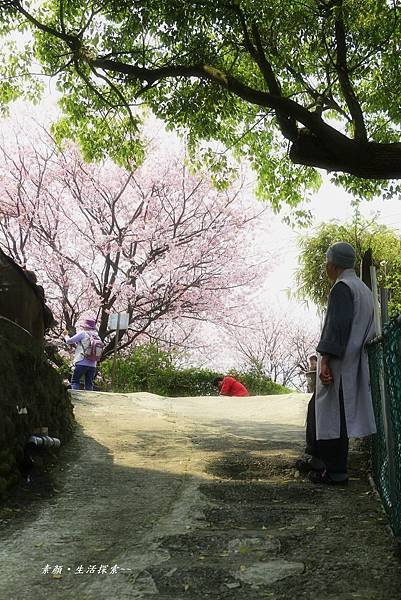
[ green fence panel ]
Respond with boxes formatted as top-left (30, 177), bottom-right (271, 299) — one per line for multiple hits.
top-left (368, 318), bottom-right (401, 536)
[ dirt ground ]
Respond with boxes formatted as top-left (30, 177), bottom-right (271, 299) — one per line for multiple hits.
top-left (0, 391), bottom-right (400, 600)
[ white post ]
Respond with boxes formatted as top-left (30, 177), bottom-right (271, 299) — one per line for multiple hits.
top-left (370, 266), bottom-right (381, 336)
top-left (111, 312), bottom-right (121, 391)
top-left (380, 288), bottom-right (389, 327)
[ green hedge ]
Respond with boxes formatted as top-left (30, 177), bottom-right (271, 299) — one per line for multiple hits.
top-left (98, 344), bottom-right (291, 396)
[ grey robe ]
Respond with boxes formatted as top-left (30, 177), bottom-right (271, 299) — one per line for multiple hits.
top-left (315, 269), bottom-right (377, 440)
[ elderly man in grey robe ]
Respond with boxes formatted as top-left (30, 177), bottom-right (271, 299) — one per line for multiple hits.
top-left (297, 241), bottom-right (377, 485)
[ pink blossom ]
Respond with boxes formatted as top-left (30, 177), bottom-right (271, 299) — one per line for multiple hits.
top-left (0, 124), bottom-right (270, 355)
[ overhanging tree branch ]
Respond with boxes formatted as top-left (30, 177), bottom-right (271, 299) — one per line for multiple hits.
top-left (250, 22), bottom-right (298, 142)
top-left (10, 0), bottom-right (79, 49)
top-left (89, 56), bottom-right (401, 179)
top-left (333, 1), bottom-right (367, 142)
top-left (5, 1), bottom-right (401, 179)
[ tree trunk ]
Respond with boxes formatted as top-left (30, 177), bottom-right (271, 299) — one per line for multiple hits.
top-left (290, 131), bottom-right (401, 179)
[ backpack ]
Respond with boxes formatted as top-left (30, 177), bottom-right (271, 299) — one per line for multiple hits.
top-left (82, 332), bottom-right (104, 361)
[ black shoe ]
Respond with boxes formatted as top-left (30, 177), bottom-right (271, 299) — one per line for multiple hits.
top-left (308, 470), bottom-right (348, 486)
top-left (295, 457), bottom-right (325, 474)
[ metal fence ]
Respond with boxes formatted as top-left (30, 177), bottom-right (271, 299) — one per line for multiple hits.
top-left (367, 317), bottom-right (401, 536)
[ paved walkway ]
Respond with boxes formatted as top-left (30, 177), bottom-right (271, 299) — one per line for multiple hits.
top-left (0, 391), bottom-right (400, 599)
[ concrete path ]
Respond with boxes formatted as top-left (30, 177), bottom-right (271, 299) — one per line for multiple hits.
top-left (0, 391), bottom-right (400, 599)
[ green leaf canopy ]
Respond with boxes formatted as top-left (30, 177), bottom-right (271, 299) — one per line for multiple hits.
top-left (1, 1), bottom-right (401, 207)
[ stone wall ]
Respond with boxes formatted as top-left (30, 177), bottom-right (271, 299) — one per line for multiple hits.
top-left (0, 319), bottom-right (74, 497)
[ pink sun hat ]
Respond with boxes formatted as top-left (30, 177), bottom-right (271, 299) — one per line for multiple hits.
top-left (81, 317), bottom-right (97, 330)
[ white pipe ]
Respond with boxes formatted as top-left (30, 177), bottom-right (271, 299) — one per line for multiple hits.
top-left (27, 435), bottom-right (61, 449)
top-left (0, 315), bottom-right (32, 336)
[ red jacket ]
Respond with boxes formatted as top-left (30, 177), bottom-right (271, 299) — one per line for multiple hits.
top-left (220, 376), bottom-right (249, 397)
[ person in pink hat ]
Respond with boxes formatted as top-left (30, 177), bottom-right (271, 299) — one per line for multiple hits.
top-left (64, 318), bottom-right (103, 390)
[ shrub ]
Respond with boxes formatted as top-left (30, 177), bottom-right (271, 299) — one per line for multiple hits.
top-left (98, 344), bottom-right (292, 396)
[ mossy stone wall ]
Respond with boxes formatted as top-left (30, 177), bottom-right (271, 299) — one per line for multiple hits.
top-left (0, 319), bottom-right (74, 497)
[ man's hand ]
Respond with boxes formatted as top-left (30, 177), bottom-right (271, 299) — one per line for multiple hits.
top-left (319, 355), bottom-right (333, 385)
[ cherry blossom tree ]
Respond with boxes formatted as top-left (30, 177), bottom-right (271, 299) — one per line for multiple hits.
top-left (229, 311), bottom-right (318, 391)
top-left (0, 127), bottom-right (268, 357)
